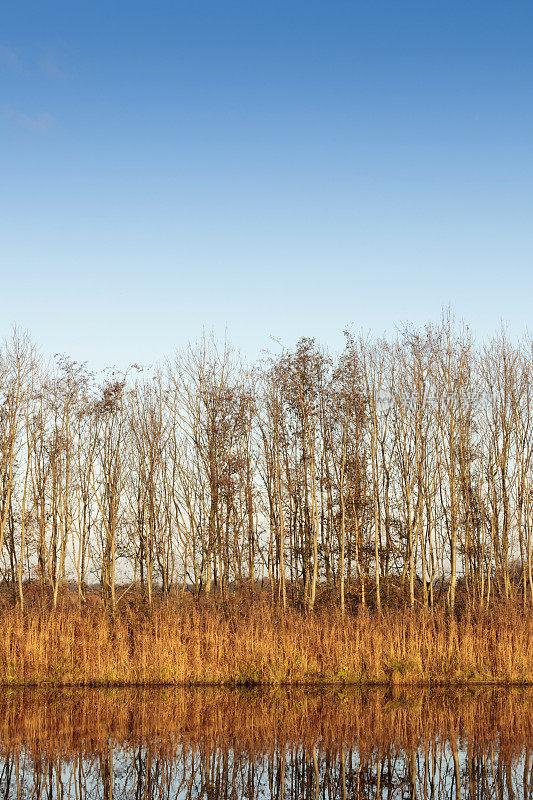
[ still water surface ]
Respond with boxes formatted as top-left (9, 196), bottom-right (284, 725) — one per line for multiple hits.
top-left (1, 686), bottom-right (532, 798)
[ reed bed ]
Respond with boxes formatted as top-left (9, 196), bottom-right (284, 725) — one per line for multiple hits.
top-left (1, 595), bottom-right (533, 686)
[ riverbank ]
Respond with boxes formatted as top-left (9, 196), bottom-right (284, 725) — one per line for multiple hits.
top-left (2, 596), bottom-right (532, 685)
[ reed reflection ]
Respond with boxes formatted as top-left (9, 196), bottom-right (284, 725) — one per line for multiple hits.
top-left (1, 687), bottom-right (532, 799)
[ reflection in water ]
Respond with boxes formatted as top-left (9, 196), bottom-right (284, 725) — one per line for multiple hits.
top-left (1, 687), bottom-right (532, 798)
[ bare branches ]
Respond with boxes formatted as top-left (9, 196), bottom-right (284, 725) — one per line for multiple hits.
top-left (1, 317), bottom-right (533, 616)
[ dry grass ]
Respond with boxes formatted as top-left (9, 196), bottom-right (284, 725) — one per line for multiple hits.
top-left (2, 592), bottom-right (533, 686)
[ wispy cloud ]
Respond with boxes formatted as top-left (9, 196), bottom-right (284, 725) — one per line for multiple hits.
top-left (1, 43), bottom-right (70, 81)
top-left (0, 45), bottom-right (25, 73)
top-left (40, 49), bottom-right (68, 81)
top-left (4, 108), bottom-right (53, 132)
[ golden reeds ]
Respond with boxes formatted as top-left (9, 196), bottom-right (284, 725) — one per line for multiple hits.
top-left (2, 595), bottom-right (533, 686)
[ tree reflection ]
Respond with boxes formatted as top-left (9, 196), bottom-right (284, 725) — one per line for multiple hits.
top-left (1, 688), bottom-right (533, 799)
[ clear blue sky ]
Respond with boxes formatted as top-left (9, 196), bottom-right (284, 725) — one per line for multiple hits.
top-left (2, 1), bottom-right (532, 368)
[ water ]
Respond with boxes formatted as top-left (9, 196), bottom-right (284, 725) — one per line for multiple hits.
top-left (1, 686), bottom-right (532, 798)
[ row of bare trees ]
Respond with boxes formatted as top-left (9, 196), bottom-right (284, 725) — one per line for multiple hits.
top-left (2, 314), bottom-right (533, 614)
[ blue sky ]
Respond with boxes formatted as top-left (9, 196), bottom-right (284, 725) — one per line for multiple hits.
top-left (1, 1), bottom-right (532, 368)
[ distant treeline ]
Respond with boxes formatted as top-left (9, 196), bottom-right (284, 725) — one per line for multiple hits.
top-left (1, 311), bottom-right (533, 615)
